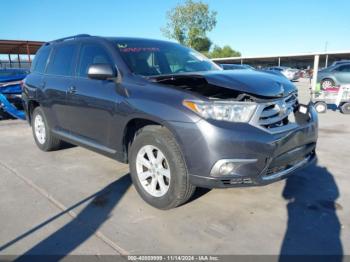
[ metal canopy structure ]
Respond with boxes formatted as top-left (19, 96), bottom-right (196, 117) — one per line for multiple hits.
top-left (212, 50), bottom-right (350, 94)
top-left (212, 50), bottom-right (350, 69)
top-left (0, 40), bottom-right (44, 54)
top-left (0, 39), bottom-right (44, 68)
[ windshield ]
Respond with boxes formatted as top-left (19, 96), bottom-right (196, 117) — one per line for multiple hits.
top-left (114, 39), bottom-right (221, 76)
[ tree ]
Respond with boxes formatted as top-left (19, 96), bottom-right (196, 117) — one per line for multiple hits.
top-left (162, 0), bottom-right (217, 51)
top-left (191, 36), bottom-right (212, 52)
top-left (209, 45), bottom-right (241, 58)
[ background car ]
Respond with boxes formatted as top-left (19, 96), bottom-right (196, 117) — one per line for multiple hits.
top-left (220, 64), bottom-right (255, 70)
top-left (220, 64), bottom-right (290, 80)
top-left (266, 66), bottom-right (300, 81)
top-left (317, 62), bottom-right (350, 89)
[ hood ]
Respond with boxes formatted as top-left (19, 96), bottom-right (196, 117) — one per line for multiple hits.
top-left (151, 70), bottom-right (296, 98)
top-left (0, 74), bottom-right (26, 83)
top-left (194, 70), bottom-right (296, 98)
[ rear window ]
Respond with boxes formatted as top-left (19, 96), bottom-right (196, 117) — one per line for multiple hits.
top-left (46, 44), bottom-right (78, 76)
top-left (31, 46), bottom-right (51, 73)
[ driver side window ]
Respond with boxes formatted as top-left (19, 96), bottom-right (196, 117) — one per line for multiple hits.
top-left (77, 44), bottom-right (112, 77)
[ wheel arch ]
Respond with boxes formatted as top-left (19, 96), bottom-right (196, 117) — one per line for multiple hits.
top-left (122, 118), bottom-right (162, 163)
top-left (121, 117), bottom-right (183, 163)
top-left (27, 100), bottom-right (40, 125)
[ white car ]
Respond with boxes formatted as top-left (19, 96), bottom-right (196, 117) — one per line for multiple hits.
top-left (267, 66), bottom-right (300, 81)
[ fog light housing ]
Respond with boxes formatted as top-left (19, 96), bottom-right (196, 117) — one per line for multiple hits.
top-left (211, 159), bottom-right (258, 177)
top-left (219, 162), bottom-right (236, 176)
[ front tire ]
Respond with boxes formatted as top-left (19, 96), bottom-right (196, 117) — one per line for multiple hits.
top-left (321, 78), bottom-right (335, 89)
top-left (32, 107), bottom-right (62, 151)
top-left (314, 102), bottom-right (327, 113)
top-left (129, 125), bottom-right (195, 209)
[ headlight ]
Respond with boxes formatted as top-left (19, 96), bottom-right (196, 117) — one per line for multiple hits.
top-left (183, 100), bottom-right (257, 122)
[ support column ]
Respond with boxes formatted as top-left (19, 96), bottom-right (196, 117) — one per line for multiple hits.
top-left (26, 43), bottom-right (31, 66)
top-left (311, 55), bottom-right (320, 92)
top-left (325, 54), bottom-right (329, 68)
top-left (8, 54), bottom-right (12, 68)
top-left (240, 59), bottom-right (243, 65)
top-left (278, 57), bottom-right (281, 66)
top-left (17, 54), bottom-right (21, 68)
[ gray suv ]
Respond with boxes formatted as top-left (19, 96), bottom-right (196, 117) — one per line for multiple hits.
top-left (23, 35), bottom-right (318, 209)
top-left (318, 63), bottom-right (350, 89)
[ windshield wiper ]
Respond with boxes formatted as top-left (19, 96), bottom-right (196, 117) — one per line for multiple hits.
top-left (148, 74), bottom-right (203, 83)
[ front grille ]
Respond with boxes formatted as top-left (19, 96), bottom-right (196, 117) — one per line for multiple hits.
top-left (221, 177), bottom-right (253, 185)
top-left (264, 151), bottom-right (315, 179)
top-left (251, 92), bottom-right (299, 133)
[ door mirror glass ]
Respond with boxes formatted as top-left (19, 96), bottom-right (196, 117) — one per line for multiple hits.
top-left (87, 64), bottom-right (116, 80)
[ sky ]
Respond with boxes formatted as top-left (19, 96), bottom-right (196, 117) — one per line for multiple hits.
top-left (1, 0), bottom-right (350, 56)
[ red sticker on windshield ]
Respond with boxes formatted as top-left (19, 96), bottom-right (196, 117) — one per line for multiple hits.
top-left (119, 47), bottom-right (160, 53)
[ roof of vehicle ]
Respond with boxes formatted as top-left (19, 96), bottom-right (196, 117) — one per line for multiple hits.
top-left (45, 34), bottom-right (178, 46)
top-left (322, 62), bottom-right (350, 71)
top-left (331, 60), bottom-right (350, 66)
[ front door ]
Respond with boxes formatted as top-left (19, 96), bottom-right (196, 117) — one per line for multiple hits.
top-left (44, 43), bottom-right (79, 132)
top-left (66, 43), bottom-right (118, 147)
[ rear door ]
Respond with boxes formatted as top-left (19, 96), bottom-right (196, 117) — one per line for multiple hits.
top-left (24, 45), bottom-right (51, 119)
top-left (44, 43), bottom-right (79, 132)
top-left (66, 42), bottom-right (118, 147)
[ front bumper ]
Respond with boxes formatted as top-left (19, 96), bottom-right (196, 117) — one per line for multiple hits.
top-left (169, 104), bottom-right (318, 188)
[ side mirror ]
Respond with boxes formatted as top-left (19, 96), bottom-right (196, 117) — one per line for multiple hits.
top-left (87, 64), bottom-right (117, 80)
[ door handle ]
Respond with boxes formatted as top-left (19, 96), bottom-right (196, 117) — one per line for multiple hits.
top-left (67, 86), bottom-right (77, 95)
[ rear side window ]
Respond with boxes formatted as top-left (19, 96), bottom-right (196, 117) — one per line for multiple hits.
top-left (337, 65), bottom-right (350, 72)
top-left (32, 46), bottom-right (51, 73)
top-left (46, 44), bottom-right (78, 76)
top-left (77, 44), bottom-right (112, 77)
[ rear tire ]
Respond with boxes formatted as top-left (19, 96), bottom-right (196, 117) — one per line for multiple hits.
top-left (129, 125), bottom-right (195, 209)
top-left (32, 107), bottom-right (62, 151)
top-left (314, 102), bottom-right (327, 113)
top-left (340, 102), bottom-right (350, 114)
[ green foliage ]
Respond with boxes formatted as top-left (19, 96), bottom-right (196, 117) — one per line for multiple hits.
top-left (190, 36), bottom-right (212, 52)
top-left (208, 45), bottom-right (241, 58)
top-left (162, 0), bottom-right (241, 58)
top-left (162, 0), bottom-right (217, 50)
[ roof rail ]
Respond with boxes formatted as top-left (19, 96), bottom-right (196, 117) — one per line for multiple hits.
top-left (49, 34), bottom-right (91, 43)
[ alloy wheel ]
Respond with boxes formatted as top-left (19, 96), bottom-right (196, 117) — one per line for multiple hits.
top-left (34, 114), bottom-right (46, 144)
top-left (136, 145), bottom-right (171, 197)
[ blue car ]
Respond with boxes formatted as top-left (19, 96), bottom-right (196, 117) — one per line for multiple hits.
top-left (0, 68), bottom-right (29, 119)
